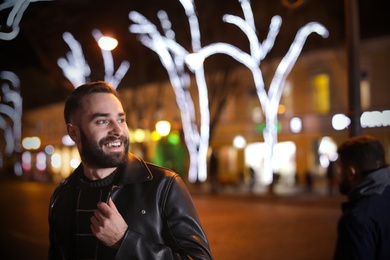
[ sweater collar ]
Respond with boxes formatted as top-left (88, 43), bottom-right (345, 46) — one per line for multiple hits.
top-left (62, 153), bottom-right (153, 187)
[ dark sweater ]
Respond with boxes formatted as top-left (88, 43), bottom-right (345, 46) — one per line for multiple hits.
top-left (74, 171), bottom-right (117, 260)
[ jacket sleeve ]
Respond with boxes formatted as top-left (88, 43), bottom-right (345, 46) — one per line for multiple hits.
top-left (114, 175), bottom-right (213, 260)
top-left (333, 214), bottom-right (377, 260)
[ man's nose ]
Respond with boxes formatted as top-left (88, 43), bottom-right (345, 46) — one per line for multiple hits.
top-left (109, 121), bottom-right (124, 135)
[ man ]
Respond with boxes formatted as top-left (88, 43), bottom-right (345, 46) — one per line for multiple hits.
top-left (49, 81), bottom-right (213, 259)
top-left (334, 135), bottom-right (390, 260)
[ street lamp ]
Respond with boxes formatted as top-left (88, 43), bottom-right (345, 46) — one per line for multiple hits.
top-left (345, 0), bottom-right (362, 136)
top-left (97, 36), bottom-right (118, 51)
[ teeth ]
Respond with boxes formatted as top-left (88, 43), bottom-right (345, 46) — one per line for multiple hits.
top-left (106, 142), bottom-right (121, 147)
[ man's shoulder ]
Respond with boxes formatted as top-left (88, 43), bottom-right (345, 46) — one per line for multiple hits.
top-left (125, 153), bottom-right (180, 182)
top-left (346, 188), bottom-right (390, 221)
top-left (144, 161), bottom-right (179, 179)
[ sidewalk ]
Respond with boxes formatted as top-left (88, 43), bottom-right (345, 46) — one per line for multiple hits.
top-left (188, 179), bottom-right (336, 198)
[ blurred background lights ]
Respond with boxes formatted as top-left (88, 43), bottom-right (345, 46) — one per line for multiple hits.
top-left (21, 151), bottom-right (31, 171)
top-left (167, 131), bottom-right (181, 145)
top-left (45, 145), bottom-right (55, 154)
top-left (70, 158), bottom-right (80, 169)
top-left (360, 110), bottom-right (390, 128)
top-left (22, 137), bottom-right (41, 150)
top-left (62, 135), bottom-right (75, 146)
top-left (332, 114), bottom-right (351, 130)
top-left (51, 153), bottom-right (61, 169)
top-left (318, 136), bottom-right (338, 168)
top-left (233, 135), bottom-right (247, 149)
top-left (156, 120), bottom-right (171, 137)
top-left (36, 151), bottom-right (47, 172)
top-left (318, 136), bottom-right (337, 155)
top-left (150, 130), bottom-right (162, 142)
top-left (251, 107), bottom-right (263, 123)
top-left (277, 104), bottom-right (286, 114)
top-left (290, 117), bottom-right (302, 133)
top-left (133, 128), bottom-right (147, 143)
top-left (98, 36), bottom-right (118, 51)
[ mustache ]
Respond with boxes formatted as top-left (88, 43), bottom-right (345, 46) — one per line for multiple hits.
top-left (99, 135), bottom-right (128, 145)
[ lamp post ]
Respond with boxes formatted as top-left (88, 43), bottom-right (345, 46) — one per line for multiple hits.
top-left (345, 0), bottom-right (362, 137)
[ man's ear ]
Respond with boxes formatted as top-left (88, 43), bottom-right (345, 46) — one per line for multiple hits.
top-left (67, 123), bottom-right (80, 142)
top-left (349, 166), bottom-right (362, 181)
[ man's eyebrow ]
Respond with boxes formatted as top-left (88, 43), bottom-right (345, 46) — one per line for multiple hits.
top-left (91, 112), bottom-right (126, 120)
top-left (91, 113), bottom-right (110, 120)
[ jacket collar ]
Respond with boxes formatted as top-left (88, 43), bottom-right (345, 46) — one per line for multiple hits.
top-left (348, 166), bottom-right (390, 201)
top-left (61, 153), bottom-right (153, 187)
top-left (115, 153), bottom-right (153, 185)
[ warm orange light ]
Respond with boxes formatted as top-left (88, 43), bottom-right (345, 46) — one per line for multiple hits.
top-left (98, 36), bottom-right (118, 51)
top-left (277, 104), bottom-right (286, 114)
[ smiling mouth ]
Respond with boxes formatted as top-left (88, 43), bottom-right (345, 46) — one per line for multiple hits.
top-left (104, 141), bottom-right (122, 148)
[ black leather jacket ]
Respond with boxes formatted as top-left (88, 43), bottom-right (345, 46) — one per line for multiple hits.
top-left (49, 153), bottom-right (212, 260)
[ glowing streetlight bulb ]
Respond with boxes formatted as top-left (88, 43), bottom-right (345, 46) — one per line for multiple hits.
top-left (98, 36), bottom-right (118, 51)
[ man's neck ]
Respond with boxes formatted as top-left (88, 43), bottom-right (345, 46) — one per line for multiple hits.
top-left (82, 165), bottom-right (117, 181)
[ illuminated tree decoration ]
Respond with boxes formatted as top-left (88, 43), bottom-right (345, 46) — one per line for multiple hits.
top-left (0, 71), bottom-right (23, 173)
top-left (58, 30), bottom-right (130, 88)
top-left (0, 0), bottom-right (53, 41)
top-left (129, 0), bottom-right (328, 184)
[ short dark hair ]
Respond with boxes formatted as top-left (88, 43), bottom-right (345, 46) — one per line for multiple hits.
top-left (337, 135), bottom-right (386, 173)
top-left (64, 81), bottom-right (121, 124)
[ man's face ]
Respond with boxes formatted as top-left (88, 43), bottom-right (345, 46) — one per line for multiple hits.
top-left (74, 93), bottom-right (129, 168)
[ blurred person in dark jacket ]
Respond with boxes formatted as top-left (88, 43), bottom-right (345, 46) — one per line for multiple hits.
top-left (334, 135), bottom-right (390, 260)
top-left (48, 81), bottom-right (212, 260)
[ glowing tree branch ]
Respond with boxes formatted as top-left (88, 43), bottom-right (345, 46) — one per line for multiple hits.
top-left (58, 31), bottom-right (130, 89)
top-left (57, 32), bottom-right (91, 87)
top-left (129, 0), bottom-right (213, 182)
top-left (130, 9), bottom-right (203, 182)
top-left (130, 0), bottom-right (328, 185)
top-left (219, 0), bottom-right (329, 184)
top-left (0, 71), bottom-right (22, 157)
top-left (0, 0), bottom-right (52, 41)
top-left (92, 29), bottom-right (131, 87)
top-left (194, 0), bottom-right (329, 184)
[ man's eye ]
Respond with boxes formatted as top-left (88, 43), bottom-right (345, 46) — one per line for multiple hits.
top-left (97, 120), bottom-right (107, 124)
top-left (118, 118), bottom-right (126, 123)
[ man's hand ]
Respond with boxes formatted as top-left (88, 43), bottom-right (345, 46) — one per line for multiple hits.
top-left (90, 198), bottom-right (128, 249)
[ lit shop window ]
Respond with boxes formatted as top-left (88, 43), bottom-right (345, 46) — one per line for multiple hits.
top-left (312, 73), bottom-right (330, 114)
top-left (360, 72), bottom-right (371, 110)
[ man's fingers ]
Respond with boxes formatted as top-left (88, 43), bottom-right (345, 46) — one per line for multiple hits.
top-left (108, 197), bottom-right (119, 212)
top-left (90, 216), bottom-right (99, 234)
top-left (97, 201), bottom-right (112, 217)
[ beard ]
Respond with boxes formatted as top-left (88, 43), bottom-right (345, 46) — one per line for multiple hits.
top-left (79, 129), bottom-right (129, 168)
top-left (338, 178), bottom-right (352, 195)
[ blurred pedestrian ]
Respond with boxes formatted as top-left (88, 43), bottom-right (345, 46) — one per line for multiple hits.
top-left (248, 167), bottom-right (256, 193)
top-left (334, 135), bottom-right (390, 260)
top-left (48, 81), bottom-right (212, 259)
top-left (209, 150), bottom-right (219, 193)
top-left (305, 169), bottom-right (313, 193)
top-left (326, 160), bottom-right (338, 195)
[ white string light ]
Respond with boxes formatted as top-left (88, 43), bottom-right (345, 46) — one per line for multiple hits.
top-left (130, 0), bottom-right (328, 184)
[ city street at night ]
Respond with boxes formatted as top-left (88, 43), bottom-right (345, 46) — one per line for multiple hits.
top-left (0, 179), bottom-right (344, 260)
top-left (1, 0), bottom-right (389, 259)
